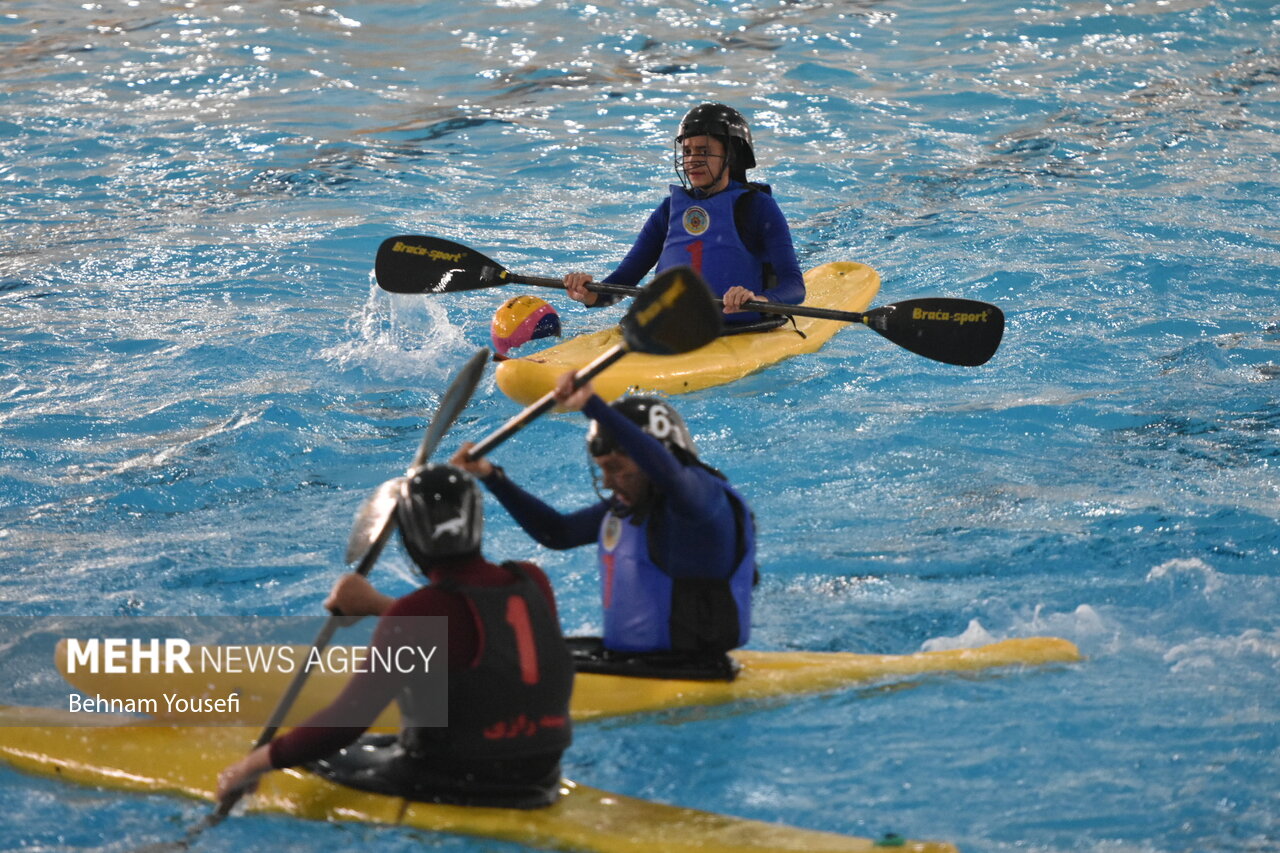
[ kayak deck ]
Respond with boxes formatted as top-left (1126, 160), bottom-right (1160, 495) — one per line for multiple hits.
top-left (495, 261), bottom-right (880, 405)
top-left (0, 709), bottom-right (956, 852)
top-left (573, 637), bottom-right (1081, 721)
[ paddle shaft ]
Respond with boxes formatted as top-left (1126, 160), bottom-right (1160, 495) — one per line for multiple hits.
top-left (344, 349), bottom-right (490, 565)
top-left (240, 348), bottom-right (488, 749)
top-left (465, 344), bottom-right (626, 461)
top-left (508, 272), bottom-right (1003, 366)
top-left (464, 264), bottom-right (722, 459)
top-left (508, 273), bottom-right (870, 324)
top-left (254, 523), bottom-right (391, 745)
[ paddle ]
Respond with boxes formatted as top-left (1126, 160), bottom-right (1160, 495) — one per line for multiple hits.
top-left (140, 349), bottom-right (489, 853)
top-left (376, 234), bottom-right (1005, 367)
top-left (464, 263), bottom-right (720, 461)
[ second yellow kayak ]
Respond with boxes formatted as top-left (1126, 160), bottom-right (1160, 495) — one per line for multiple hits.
top-left (495, 261), bottom-right (880, 404)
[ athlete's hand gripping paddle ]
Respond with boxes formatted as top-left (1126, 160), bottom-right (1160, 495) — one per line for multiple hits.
top-left (376, 234), bottom-right (1005, 367)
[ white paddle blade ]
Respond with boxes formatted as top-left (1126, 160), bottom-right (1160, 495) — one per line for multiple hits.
top-left (344, 476), bottom-right (405, 564)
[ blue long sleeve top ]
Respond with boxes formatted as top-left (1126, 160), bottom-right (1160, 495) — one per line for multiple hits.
top-left (592, 183), bottom-right (805, 308)
top-left (480, 396), bottom-right (740, 582)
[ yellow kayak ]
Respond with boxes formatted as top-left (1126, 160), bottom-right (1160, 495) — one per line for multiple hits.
top-left (55, 637), bottom-right (1080, 726)
top-left (0, 706), bottom-right (955, 852)
top-left (495, 261), bottom-right (880, 404)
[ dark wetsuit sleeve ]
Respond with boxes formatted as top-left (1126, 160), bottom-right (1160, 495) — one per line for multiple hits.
top-left (480, 467), bottom-right (607, 551)
top-left (587, 199), bottom-right (669, 307)
top-left (740, 192), bottom-right (804, 306)
top-left (268, 599), bottom-right (426, 768)
top-left (581, 395), bottom-right (720, 517)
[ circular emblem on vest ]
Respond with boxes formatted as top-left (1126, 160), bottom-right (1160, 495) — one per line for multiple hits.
top-left (682, 205), bottom-right (710, 236)
top-left (602, 514), bottom-right (623, 551)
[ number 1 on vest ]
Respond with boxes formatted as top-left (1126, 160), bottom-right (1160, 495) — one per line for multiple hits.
top-left (685, 239), bottom-right (704, 273)
top-left (505, 595), bottom-right (540, 685)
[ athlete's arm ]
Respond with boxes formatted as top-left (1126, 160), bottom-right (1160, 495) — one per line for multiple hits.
top-left (742, 193), bottom-right (804, 306)
top-left (479, 466), bottom-right (607, 551)
top-left (581, 395), bottom-right (722, 517)
top-left (451, 443), bottom-right (604, 550)
top-left (592, 199), bottom-right (670, 298)
top-left (265, 594), bottom-right (438, 769)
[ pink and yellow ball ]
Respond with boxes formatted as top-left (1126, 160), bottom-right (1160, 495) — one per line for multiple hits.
top-left (490, 295), bottom-right (562, 357)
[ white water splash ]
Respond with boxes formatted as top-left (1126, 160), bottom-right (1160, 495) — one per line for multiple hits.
top-left (1164, 628), bottom-right (1280, 675)
top-left (922, 618), bottom-right (997, 651)
top-left (922, 603), bottom-right (1111, 652)
top-left (1146, 557), bottom-right (1225, 596)
top-left (321, 276), bottom-right (475, 382)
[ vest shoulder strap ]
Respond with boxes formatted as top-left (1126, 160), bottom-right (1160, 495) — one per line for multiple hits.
top-left (731, 187), bottom-right (777, 289)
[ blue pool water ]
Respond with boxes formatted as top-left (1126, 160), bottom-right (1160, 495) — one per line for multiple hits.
top-left (2, 0), bottom-right (1277, 850)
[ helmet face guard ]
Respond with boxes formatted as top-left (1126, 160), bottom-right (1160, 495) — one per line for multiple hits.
top-left (396, 464), bottom-right (484, 567)
top-left (674, 138), bottom-right (731, 194)
top-left (674, 103), bottom-right (755, 190)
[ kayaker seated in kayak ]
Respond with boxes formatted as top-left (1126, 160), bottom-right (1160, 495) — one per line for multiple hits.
top-left (451, 373), bottom-right (757, 681)
top-left (563, 102), bottom-right (805, 336)
top-left (216, 464), bottom-right (574, 810)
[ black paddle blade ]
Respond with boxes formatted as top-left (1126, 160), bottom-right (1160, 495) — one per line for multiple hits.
top-left (619, 265), bottom-right (722, 355)
top-left (862, 298), bottom-right (1005, 366)
top-left (376, 235), bottom-right (511, 294)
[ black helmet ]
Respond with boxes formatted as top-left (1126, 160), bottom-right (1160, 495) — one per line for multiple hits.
top-left (676, 103), bottom-right (756, 171)
top-left (396, 463), bottom-right (483, 566)
top-left (587, 396), bottom-right (697, 461)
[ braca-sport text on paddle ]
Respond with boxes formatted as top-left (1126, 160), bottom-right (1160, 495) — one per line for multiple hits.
top-left (376, 235), bottom-right (1003, 366)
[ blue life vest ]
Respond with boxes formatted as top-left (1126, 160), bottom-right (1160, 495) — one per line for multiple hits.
top-left (657, 184), bottom-right (771, 324)
top-left (596, 484), bottom-right (755, 654)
